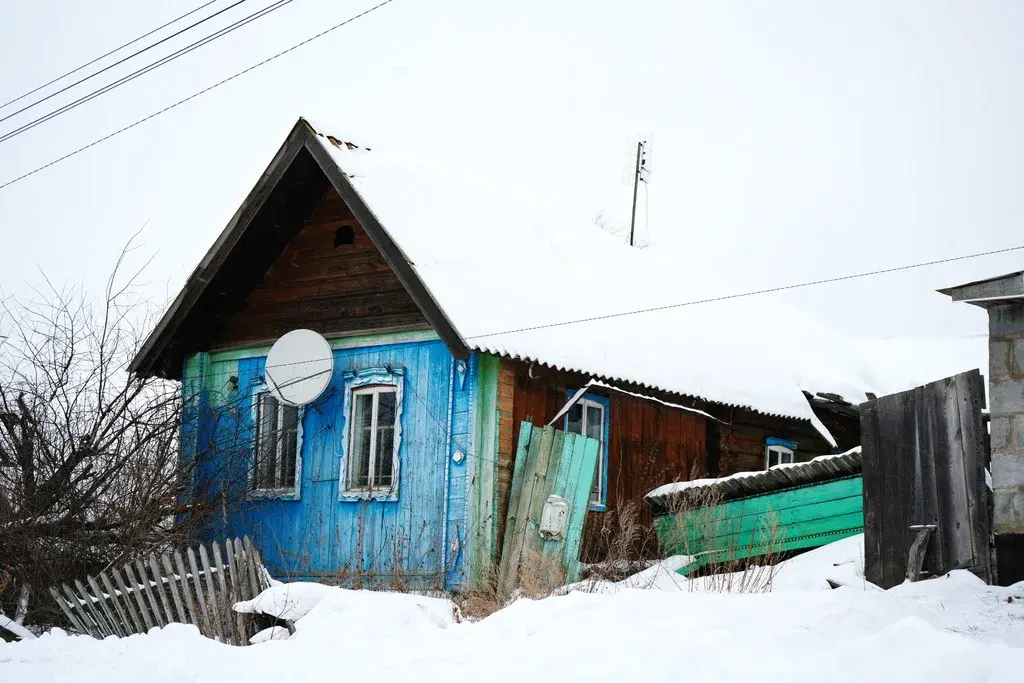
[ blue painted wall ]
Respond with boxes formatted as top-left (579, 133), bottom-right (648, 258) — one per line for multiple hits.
top-left (182, 334), bottom-right (479, 591)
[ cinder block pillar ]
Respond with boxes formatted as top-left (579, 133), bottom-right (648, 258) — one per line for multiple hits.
top-left (986, 303), bottom-right (1024, 584)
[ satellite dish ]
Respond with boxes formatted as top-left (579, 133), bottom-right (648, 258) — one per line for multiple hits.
top-left (264, 329), bottom-right (334, 406)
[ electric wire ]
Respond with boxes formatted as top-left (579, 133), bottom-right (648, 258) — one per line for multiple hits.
top-left (0, 0), bottom-right (398, 191)
top-left (466, 243), bottom-right (1024, 341)
top-left (186, 241), bottom-right (1021, 383)
top-left (0, 0), bottom-right (253, 126)
top-left (0, 0), bottom-right (297, 145)
top-left (0, 0), bottom-right (218, 112)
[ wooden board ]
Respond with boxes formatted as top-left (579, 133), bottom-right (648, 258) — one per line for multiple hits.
top-left (48, 537), bottom-right (271, 645)
top-left (497, 422), bottom-right (599, 596)
top-left (859, 370), bottom-right (991, 588)
top-left (653, 477), bottom-right (865, 573)
top-left (212, 185), bottom-right (427, 348)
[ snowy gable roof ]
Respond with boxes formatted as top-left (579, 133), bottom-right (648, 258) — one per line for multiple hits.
top-left (133, 116), bottom-right (885, 424)
top-left (302, 119), bottom-right (880, 423)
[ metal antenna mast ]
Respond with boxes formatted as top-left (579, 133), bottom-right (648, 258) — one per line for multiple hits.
top-left (628, 140), bottom-right (649, 247)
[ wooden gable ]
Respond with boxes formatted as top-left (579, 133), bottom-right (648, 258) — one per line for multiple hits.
top-left (132, 120), bottom-right (468, 379)
top-left (212, 185), bottom-right (428, 349)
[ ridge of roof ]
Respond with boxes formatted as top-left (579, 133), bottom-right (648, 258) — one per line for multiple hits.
top-left (136, 115), bottom-right (882, 424)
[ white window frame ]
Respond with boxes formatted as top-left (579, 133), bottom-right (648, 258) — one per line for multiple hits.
top-left (765, 443), bottom-right (795, 470)
top-left (565, 395), bottom-right (608, 511)
top-left (338, 367), bottom-right (404, 502)
top-left (248, 387), bottom-right (303, 501)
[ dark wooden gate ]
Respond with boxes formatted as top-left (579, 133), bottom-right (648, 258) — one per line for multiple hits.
top-left (860, 370), bottom-right (992, 588)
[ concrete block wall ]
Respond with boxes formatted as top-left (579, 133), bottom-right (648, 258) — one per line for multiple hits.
top-left (987, 303), bottom-right (1024, 537)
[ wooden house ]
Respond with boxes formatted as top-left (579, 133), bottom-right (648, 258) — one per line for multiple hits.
top-left (133, 117), bottom-right (870, 590)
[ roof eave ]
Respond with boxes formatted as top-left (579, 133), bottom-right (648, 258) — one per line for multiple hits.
top-left (938, 271), bottom-right (1024, 309)
top-left (130, 119), bottom-right (314, 379)
top-left (131, 118), bottom-right (470, 380)
top-left (302, 122), bottom-right (469, 361)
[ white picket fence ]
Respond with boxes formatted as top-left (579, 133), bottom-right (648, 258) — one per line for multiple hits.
top-left (49, 537), bottom-right (271, 646)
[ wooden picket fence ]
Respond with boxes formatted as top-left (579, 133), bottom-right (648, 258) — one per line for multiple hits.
top-left (49, 537), bottom-right (272, 646)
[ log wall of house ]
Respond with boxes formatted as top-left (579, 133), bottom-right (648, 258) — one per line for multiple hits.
top-left (494, 361), bottom-right (517, 555)
top-left (715, 404), bottom-right (859, 475)
top-left (491, 359), bottom-right (859, 564)
top-left (495, 359), bottom-right (709, 563)
top-left (212, 185), bottom-right (428, 349)
top-left (716, 412), bottom-right (834, 475)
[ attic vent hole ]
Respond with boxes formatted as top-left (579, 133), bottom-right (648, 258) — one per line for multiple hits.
top-left (334, 225), bottom-right (355, 247)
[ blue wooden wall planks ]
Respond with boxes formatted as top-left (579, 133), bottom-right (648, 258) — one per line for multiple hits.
top-left (184, 336), bottom-right (481, 590)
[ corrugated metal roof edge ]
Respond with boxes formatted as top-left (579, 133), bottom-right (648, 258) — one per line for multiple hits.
top-left (471, 342), bottom-right (810, 422)
top-left (644, 449), bottom-right (863, 517)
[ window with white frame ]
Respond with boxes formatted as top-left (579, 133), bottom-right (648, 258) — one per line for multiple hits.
top-left (252, 391), bottom-right (301, 493)
top-left (347, 385), bottom-right (399, 492)
top-left (765, 438), bottom-right (797, 469)
top-left (566, 395), bottom-right (608, 509)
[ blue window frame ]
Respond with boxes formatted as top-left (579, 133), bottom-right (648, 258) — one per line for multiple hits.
top-left (564, 391), bottom-right (610, 512)
top-left (338, 367), bottom-right (405, 502)
top-left (248, 386), bottom-right (304, 501)
top-left (765, 437), bottom-right (798, 469)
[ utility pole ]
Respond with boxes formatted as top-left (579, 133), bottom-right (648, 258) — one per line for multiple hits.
top-left (628, 140), bottom-right (649, 247)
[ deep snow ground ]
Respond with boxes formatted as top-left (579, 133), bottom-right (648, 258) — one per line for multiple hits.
top-left (3, 536), bottom-right (1024, 683)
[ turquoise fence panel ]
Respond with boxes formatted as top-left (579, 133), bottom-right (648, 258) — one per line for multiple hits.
top-left (653, 475), bottom-right (865, 575)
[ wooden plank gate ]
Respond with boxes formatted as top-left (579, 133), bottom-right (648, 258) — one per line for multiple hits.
top-left (860, 370), bottom-right (992, 588)
top-left (497, 421), bottom-right (600, 597)
top-left (48, 537), bottom-right (272, 645)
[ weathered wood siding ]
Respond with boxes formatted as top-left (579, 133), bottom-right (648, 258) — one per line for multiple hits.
top-left (213, 185), bottom-right (427, 349)
top-left (497, 422), bottom-right (600, 594)
top-left (653, 476), bottom-right (864, 573)
top-left (715, 411), bottom-right (839, 476)
top-left (860, 371), bottom-right (991, 588)
top-left (493, 360), bottom-right (850, 564)
top-left (497, 360), bottom-right (708, 562)
top-left (184, 334), bottom-right (477, 590)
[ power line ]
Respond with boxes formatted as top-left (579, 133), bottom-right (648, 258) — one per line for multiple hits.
top-left (189, 243), bottom-right (1016, 390)
top-left (165, 243), bottom-right (1021, 374)
top-left (0, 0), bottom-right (296, 145)
top-left (0, 0), bottom-right (252, 127)
top-left (0, 0), bottom-right (218, 113)
top-left (466, 243), bottom-right (1024, 341)
top-left (0, 0), bottom-right (397, 192)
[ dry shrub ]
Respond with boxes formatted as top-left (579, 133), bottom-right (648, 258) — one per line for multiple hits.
top-left (662, 485), bottom-right (787, 594)
top-left (580, 501), bottom-right (651, 582)
top-left (456, 565), bottom-right (504, 621)
top-left (455, 548), bottom-right (567, 621)
top-left (517, 548), bottom-right (566, 598)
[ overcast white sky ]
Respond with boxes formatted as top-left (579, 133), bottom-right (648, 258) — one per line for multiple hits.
top-left (1, 0), bottom-right (1021, 377)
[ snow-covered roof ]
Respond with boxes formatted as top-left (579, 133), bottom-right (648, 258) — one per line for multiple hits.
top-left (136, 116), bottom-right (970, 424)
top-left (304, 121), bottom-right (884, 422)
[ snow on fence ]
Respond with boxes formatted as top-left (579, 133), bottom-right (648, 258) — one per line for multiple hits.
top-left (48, 537), bottom-right (272, 646)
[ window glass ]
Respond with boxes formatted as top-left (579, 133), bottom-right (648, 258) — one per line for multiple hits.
top-left (348, 386), bottom-right (399, 491)
top-left (256, 394), bottom-right (279, 488)
top-left (585, 403), bottom-right (604, 442)
top-left (375, 390), bottom-right (397, 487)
top-left (253, 392), bottom-right (300, 492)
top-left (280, 404), bottom-right (299, 487)
top-left (766, 444), bottom-right (795, 469)
top-left (350, 392), bottom-right (374, 488)
top-left (567, 402), bottom-right (583, 436)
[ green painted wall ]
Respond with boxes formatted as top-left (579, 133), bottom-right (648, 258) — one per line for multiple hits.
top-left (653, 476), bottom-right (864, 574)
top-left (468, 353), bottom-right (500, 585)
